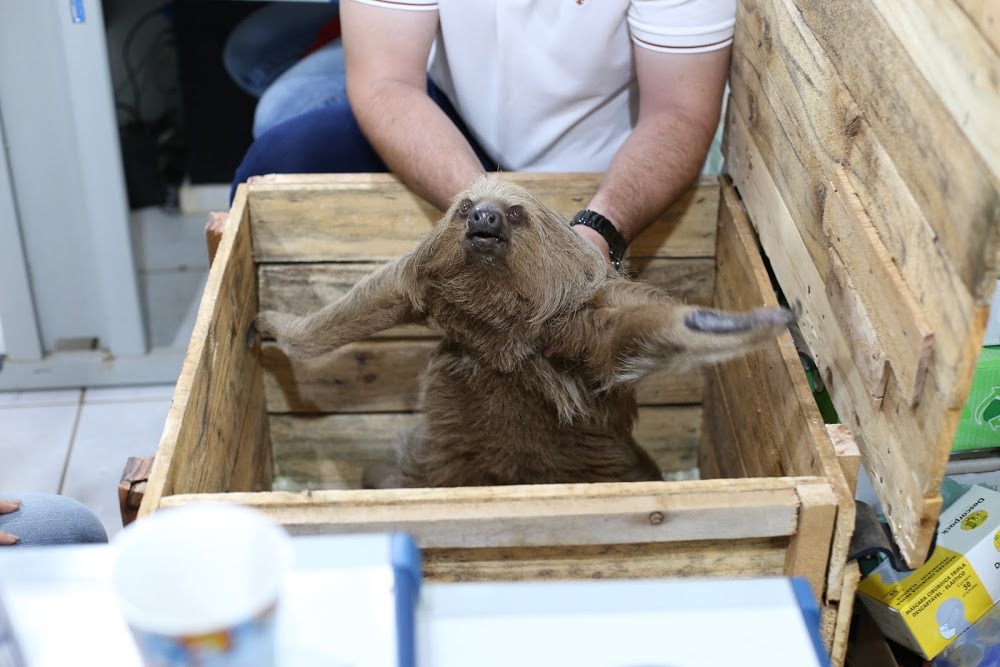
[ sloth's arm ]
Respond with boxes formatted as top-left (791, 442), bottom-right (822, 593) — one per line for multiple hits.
top-left (255, 258), bottom-right (424, 359)
top-left (574, 285), bottom-right (793, 388)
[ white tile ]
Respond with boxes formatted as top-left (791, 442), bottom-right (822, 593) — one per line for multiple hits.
top-left (140, 270), bottom-right (208, 349)
top-left (61, 400), bottom-right (171, 538)
top-left (0, 389), bottom-right (82, 409)
top-left (130, 206), bottom-right (212, 272)
top-left (84, 384), bottom-right (176, 404)
top-left (179, 182), bottom-right (231, 215)
top-left (171, 272), bottom-right (206, 349)
top-left (0, 404), bottom-right (80, 494)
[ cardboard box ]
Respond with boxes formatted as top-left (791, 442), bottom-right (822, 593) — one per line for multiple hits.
top-left (952, 347), bottom-right (1000, 452)
top-left (858, 485), bottom-right (1000, 658)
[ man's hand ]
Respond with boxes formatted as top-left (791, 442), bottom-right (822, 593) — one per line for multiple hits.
top-left (0, 499), bottom-right (21, 545)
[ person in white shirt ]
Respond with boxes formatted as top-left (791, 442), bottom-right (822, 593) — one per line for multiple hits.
top-left (232, 0), bottom-right (735, 265)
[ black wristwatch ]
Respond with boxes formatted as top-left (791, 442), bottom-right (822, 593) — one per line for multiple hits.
top-left (571, 209), bottom-right (627, 271)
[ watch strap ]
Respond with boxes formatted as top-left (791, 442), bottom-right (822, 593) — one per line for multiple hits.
top-left (571, 209), bottom-right (627, 271)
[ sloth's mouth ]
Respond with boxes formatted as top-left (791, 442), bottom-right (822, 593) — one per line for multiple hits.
top-left (465, 231), bottom-right (506, 249)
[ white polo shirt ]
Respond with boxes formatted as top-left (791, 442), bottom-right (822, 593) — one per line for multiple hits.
top-left (352, 0), bottom-right (735, 172)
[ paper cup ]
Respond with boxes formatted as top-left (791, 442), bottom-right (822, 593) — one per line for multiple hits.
top-left (111, 503), bottom-right (292, 667)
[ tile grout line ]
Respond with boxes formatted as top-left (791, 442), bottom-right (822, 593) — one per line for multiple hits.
top-left (56, 389), bottom-right (87, 495)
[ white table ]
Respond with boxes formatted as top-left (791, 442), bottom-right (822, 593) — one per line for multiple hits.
top-left (0, 536), bottom-right (827, 667)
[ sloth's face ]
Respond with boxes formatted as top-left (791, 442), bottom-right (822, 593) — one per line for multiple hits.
top-left (444, 176), bottom-right (595, 270)
top-left (455, 195), bottom-right (526, 259)
top-left (427, 175), bottom-right (609, 322)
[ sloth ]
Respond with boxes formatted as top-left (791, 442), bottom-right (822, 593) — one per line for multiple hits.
top-left (256, 174), bottom-right (793, 488)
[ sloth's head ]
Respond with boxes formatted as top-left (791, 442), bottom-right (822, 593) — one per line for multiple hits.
top-left (417, 174), bottom-right (612, 325)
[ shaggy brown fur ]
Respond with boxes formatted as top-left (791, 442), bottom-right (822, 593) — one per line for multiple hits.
top-left (256, 175), bottom-right (793, 488)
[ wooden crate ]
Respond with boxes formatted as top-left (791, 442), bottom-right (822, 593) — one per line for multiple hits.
top-left (138, 172), bottom-right (858, 661)
top-left (138, 2), bottom-right (997, 664)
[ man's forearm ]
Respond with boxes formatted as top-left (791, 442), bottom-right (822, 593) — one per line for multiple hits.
top-left (351, 80), bottom-right (486, 211)
top-left (586, 106), bottom-right (718, 245)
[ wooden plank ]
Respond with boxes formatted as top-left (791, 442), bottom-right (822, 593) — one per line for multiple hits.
top-left (118, 456), bottom-right (153, 528)
top-left (258, 258), bottom-right (715, 318)
top-left (157, 477), bottom-right (815, 547)
top-left (625, 258), bottom-right (715, 306)
top-left (788, 0), bottom-right (1000, 302)
top-left (869, 0), bottom-right (1000, 180)
top-left (717, 181), bottom-right (847, 473)
top-left (247, 173), bottom-right (719, 262)
top-left (956, 0), bottom-right (1000, 55)
top-left (269, 407), bottom-right (704, 490)
top-left (731, 0), bottom-right (989, 410)
top-left (261, 340), bottom-right (704, 414)
top-left (823, 166), bottom-right (935, 407)
top-left (700, 364), bottom-right (749, 480)
top-left (784, 483), bottom-right (838, 604)
top-left (632, 406), bottom-right (701, 473)
top-left (257, 262), bottom-right (436, 339)
top-left (827, 424), bottom-right (861, 497)
top-left (270, 412), bottom-right (418, 490)
top-left (228, 362), bottom-right (273, 492)
top-left (714, 190), bottom-right (794, 479)
top-left (422, 537), bottom-right (788, 582)
top-left (828, 562), bottom-right (861, 667)
top-left (715, 179), bottom-right (854, 597)
top-left (823, 250), bottom-right (889, 405)
top-left (725, 113), bottom-right (948, 566)
top-left (139, 185), bottom-right (266, 515)
top-left (262, 340), bottom-right (429, 414)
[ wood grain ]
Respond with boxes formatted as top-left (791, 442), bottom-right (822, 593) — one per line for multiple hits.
top-left (828, 562), bottom-right (861, 667)
top-left (257, 262), bottom-right (437, 339)
top-left (157, 477), bottom-right (814, 547)
top-left (261, 340), bottom-right (704, 414)
top-left (724, 113), bottom-right (949, 566)
top-left (713, 179), bottom-right (854, 597)
top-left (247, 174), bottom-right (719, 262)
top-left (269, 406), bottom-right (704, 490)
top-left (700, 364), bottom-right (748, 480)
top-left (822, 166), bottom-right (934, 407)
top-left (228, 362), bottom-right (273, 492)
top-left (262, 340), bottom-right (430, 414)
top-left (421, 538), bottom-right (789, 583)
top-left (827, 424), bottom-right (861, 496)
top-left (869, 0), bottom-right (1000, 180)
top-left (731, 0), bottom-right (988, 408)
top-left (956, 0), bottom-right (1000, 54)
top-left (140, 185), bottom-right (271, 515)
top-left (118, 456), bottom-right (153, 527)
top-left (258, 258), bottom-right (716, 317)
top-left (784, 483), bottom-right (838, 604)
top-left (789, 0), bottom-right (1000, 302)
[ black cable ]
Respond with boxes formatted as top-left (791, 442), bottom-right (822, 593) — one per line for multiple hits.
top-left (121, 3), bottom-right (171, 122)
top-left (114, 28), bottom-right (167, 98)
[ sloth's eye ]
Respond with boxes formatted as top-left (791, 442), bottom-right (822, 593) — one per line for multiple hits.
top-left (507, 205), bottom-right (525, 224)
top-left (458, 200), bottom-right (472, 215)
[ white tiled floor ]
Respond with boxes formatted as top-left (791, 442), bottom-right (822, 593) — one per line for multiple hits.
top-left (1, 203), bottom-right (214, 539)
top-left (0, 387), bottom-right (174, 539)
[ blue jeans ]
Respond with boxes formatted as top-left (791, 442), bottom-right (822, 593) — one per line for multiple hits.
top-left (223, 3), bottom-right (347, 139)
top-left (231, 80), bottom-right (498, 202)
top-left (0, 493), bottom-right (108, 547)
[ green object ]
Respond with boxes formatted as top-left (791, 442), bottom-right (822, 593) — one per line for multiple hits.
top-left (953, 346), bottom-right (1000, 452)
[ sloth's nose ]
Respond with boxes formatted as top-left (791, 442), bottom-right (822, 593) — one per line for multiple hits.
top-left (467, 204), bottom-right (502, 235)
